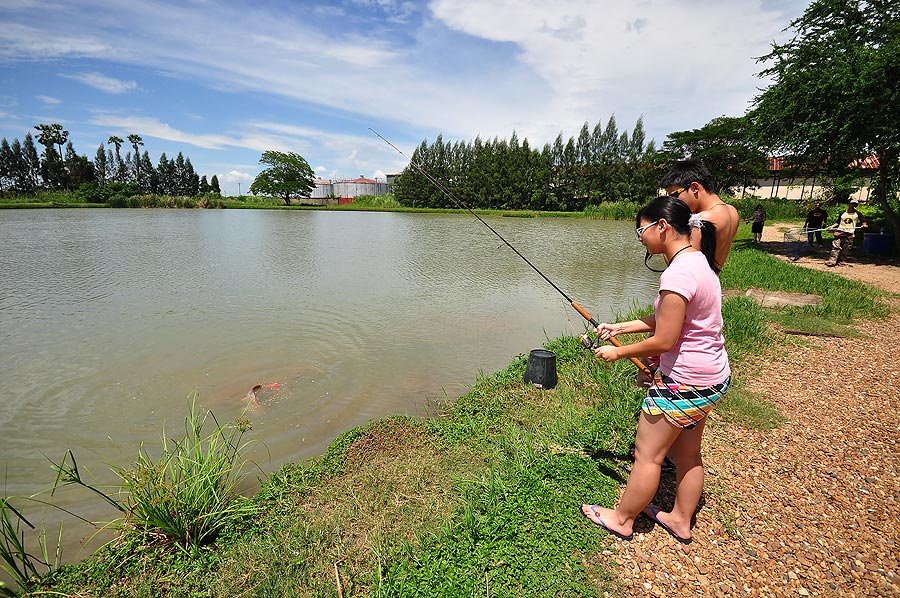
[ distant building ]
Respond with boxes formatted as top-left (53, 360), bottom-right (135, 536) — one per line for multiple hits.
top-left (746, 156), bottom-right (878, 203)
top-left (308, 175), bottom-right (391, 204)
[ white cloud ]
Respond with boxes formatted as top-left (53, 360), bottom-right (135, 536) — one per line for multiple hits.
top-left (2, 0), bottom-right (810, 176)
top-left (62, 72), bottom-right (138, 94)
top-left (36, 95), bottom-right (60, 105)
top-left (0, 23), bottom-right (109, 60)
top-left (220, 170), bottom-right (252, 183)
top-left (90, 114), bottom-right (223, 148)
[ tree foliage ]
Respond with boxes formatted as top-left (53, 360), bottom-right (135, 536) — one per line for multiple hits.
top-left (249, 150), bottom-right (315, 205)
top-left (393, 116), bottom-right (660, 211)
top-left (0, 125), bottom-right (217, 202)
top-left (750, 0), bottom-right (900, 245)
top-left (662, 116), bottom-right (769, 195)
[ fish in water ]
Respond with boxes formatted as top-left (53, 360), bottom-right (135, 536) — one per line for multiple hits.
top-left (244, 383), bottom-right (281, 408)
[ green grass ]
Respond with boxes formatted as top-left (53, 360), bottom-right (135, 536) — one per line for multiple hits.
top-left (12, 216), bottom-right (896, 597)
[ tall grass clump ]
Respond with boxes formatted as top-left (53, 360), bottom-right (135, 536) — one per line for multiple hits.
top-left (0, 497), bottom-right (62, 597)
top-left (341, 193), bottom-right (401, 209)
top-left (584, 201), bottom-right (643, 220)
top-left (45, 394), bottom-right (260, 557)
top-left (109, 395), bottom-right (259, 551)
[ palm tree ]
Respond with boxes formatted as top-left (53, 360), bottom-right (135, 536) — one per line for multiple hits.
top-left (34, 123), bottom-right (68, 160)
top-left (128, 134), bottom-right (144, 187)
top-left (108, 136), bottom-right (124, 182)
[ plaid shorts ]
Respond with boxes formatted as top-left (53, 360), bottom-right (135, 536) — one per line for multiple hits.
top-left (643, 371), bottom-right (731, 429)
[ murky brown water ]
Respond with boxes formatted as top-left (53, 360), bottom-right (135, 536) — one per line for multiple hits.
top-left (0, 208), bottom-right (659, 561)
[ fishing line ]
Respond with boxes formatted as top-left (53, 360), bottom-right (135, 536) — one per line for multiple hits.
top-left (370, 128), bottom-right (651, 376)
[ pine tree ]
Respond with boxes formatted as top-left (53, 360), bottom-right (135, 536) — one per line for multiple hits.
top-left (184, 158), bottom-right (198, 195)
top-left (156, 152), bottom-right (171, 195)
top-left (22, 133), bottom-right (41, 191)
top-left (174, 152), bottom-right (187, 195)
top-left (0, 138), bottom-right (12, 193)
top-left (209, 174), bottom-right (221, 195)
top-left (94, 144), bottom-right (108, 185)
top-left (141, 151), bottom-right (156, 193)
top-left (64, 141), bottom-right (94, 188)
top-left (199, 175), bottom-right (210, 194)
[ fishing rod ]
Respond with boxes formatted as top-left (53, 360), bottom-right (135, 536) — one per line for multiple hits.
top-left (370, 128), bottom-right (652, 377)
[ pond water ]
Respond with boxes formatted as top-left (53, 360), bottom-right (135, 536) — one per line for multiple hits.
top-left (0, 209), bottom-right (659, 559)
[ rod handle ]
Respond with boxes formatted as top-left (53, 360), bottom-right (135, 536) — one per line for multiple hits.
top-left (572, 300), bottom-right (653, 376)
top-left (570, 301), bottom-right (599, 327)
top-left (607, 336), bottom-right (654, 376)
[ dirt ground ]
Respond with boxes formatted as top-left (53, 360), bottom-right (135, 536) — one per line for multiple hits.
top-left (760, 222), bottom-right (899, 292)
top-left (605, 224), bottom-right (900, 597)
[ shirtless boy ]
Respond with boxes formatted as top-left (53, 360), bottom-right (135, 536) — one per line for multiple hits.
top-left (659, 159), bottom-right (740, 273)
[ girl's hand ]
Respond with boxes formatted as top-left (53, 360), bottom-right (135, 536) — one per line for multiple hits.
top-left (595, 322), bottom-right (620, 341)
top-left (594, 345), bottom-right (619, 362)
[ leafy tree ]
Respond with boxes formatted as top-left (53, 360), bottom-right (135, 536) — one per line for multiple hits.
top-left (663, 115), bottom-right (769, 195)
top-left (209, 174), bottom-right (221, 195)
top-left (750, 0), bottom-right (900, 247)
top-left (249, 150), bottom-right (315, 204)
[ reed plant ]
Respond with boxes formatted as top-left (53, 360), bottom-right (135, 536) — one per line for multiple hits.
top-left (344, 194), bottom-right (402, 209)
top-left (0, 497), bottom-right (61, 597)
top-left (583, 201), bottom-right (643, 220)
top-left (108, 395), bottom-right (259, 553)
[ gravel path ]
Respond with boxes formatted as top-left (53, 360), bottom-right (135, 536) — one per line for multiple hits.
top-left (604, 227), bottom-right (900, 597)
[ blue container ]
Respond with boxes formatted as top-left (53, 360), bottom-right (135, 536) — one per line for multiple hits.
top-left (862, 233), bottom-right (894, 256)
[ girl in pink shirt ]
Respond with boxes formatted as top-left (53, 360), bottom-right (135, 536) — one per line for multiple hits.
top-left (581, 194), bottom-right (730, 544)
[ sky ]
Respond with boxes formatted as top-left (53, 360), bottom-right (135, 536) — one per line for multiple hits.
top-left (0, 0), bottom-right (811, 197)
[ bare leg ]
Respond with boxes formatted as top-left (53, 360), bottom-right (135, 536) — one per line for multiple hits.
top-left (582, 411), bottom-right (680, 536)
top-left (648, 417), bottom-right (707, 541)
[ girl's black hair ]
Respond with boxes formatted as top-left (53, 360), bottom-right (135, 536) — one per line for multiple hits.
top-left (636, 195), bottom-right (720, 274)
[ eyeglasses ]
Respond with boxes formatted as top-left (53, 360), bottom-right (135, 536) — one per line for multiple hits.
top-left (668, 186), bottom-right (689, 198)
top-left (636, 219), bottom-right (659, 240)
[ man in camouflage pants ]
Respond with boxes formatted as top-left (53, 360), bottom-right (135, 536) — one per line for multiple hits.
top-left (825, 199), bottom-right (867, 266)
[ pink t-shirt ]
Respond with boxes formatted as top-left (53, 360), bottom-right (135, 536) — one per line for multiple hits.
top-left (653, 251), bottom-right (730, 386)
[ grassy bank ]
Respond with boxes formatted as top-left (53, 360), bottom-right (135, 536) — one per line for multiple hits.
top-left (7, 227), bottom-right (893, 597)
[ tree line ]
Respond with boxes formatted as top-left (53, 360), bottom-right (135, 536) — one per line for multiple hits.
top-left (0, 124), bottom-right (221, 197)
top-left (393, 117), bottom-right (664, 211)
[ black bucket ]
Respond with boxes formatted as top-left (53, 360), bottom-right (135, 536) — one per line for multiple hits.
top-left (523, 349), bottom-right (557, 389)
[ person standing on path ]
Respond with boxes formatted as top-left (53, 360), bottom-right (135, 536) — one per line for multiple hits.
top-left (581, 194), bottom-right (731, 544)
top-left (825, 199), bottom-right (867, 266)
top-left (748, 204), bottom-right (767, 243)
top-left (804, 202), bottom-right (829, 246)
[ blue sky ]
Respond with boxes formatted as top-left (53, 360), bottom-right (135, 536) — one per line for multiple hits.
top-left (0, 0), bottom-right (810, 196)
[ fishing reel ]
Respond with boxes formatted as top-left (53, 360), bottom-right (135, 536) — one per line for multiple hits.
top-left (579, 331), bottom-right (601, 352)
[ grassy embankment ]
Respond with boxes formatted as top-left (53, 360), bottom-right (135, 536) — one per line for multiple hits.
top-left (12, 220), bottom-right (892, 598)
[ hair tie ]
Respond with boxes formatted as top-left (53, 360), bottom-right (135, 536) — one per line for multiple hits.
top-left (688, 213), bottom-right (704, 229)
